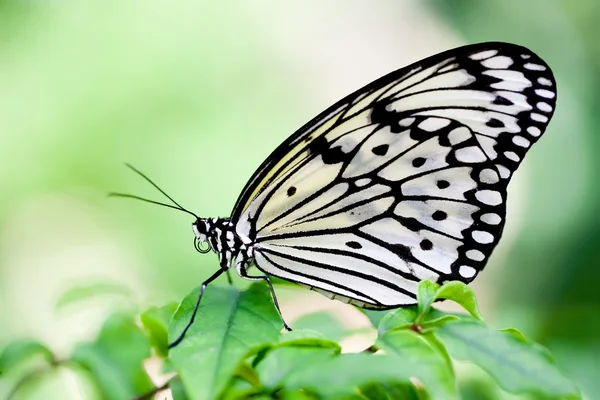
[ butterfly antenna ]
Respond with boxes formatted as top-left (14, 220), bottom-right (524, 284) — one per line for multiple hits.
top-left (109, 163), bottom-right (199, 219)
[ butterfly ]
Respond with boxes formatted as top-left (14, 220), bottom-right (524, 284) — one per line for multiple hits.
top-left (113, 42), bottom-right (556, 347)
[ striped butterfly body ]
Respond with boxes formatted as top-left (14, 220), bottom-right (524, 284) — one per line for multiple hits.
top-left (124, 42), bottom-right (557, 347)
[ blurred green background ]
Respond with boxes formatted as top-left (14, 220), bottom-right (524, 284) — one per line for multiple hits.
top-left (0, 0), bottom-right (598, 398)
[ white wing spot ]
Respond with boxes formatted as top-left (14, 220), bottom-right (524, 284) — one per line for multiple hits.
top-left (527, 126), bottom-right (541, 137)
top-left (481, 56), bottom-right (513, 69)
top-left (496, 164), bottom-right (511, 179)
top-left (538, 77), bottom-right (552, 86)
top-left (535, 89), bottom-right (555, 99)
top-left (521, 54), bottom-right (531, 59)
top-left (475, 190), bottom-right (502, 206)
top-left (466, 250), bottom-right (485, 262)
top-left (504, 151), bottom-right (520, 162)
top-left (447, 127), bottom-right (471, 145)
top-left (486, 70), bottom-right (531, 91)
top-left (459, 265), bottom-right (477, 278)
top-left (418, 117), bottom-right (450, 132)
top-left (536, 102), bottom-right (553, 113)
top-left (476, 135), bottom-right (498, 160)
top-left (470, 49), bottom-right (498, 60)
top-left (472, 230), bottom-right (494, 244)
top-left (481, 213), bottom-right (502, 225)
top-left (531, 113), bottom-right (548, 123)
top-left (399, 117), bottom-right (415, 127)
top-left (512, 135), bottom-right (531, 148)
top-left (479, 168), bottom-right (499, 184)
top-left (355, 178), bottom-right (371, 187)
top-left (524, 63), bottom-right (546, 71)
top-left (455, 146), bottom-right (487, 163)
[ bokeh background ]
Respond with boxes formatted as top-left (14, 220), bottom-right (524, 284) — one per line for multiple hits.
top-left (0, 1), bottom-right (598, 398)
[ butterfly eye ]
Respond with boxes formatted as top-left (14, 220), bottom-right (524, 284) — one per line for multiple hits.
top-left (192, 220), bottom-right (208, 238)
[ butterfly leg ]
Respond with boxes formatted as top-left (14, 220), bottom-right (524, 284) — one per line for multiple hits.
top-left (238, 269), bottom-right (292, 331)
top-left (168, 268), bottom-right (225, 348)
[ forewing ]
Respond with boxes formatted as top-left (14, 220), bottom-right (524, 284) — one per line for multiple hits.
top-left (233, 42), bottom-right (556, 308)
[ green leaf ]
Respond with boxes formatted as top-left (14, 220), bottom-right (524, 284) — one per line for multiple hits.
top-left (361, 309), bottom-right (389, 328)
top-left (269, 330), bottom-right (458, 399)
top-left (425, 308), bottom-right (480, 325)
top-left (220, 380), bottom-right (263, 400)
top-left (359, 381), bottom-right (422, 400)
top-left (248, 330), bottom-right (340, 376)
top-left (376, 330), bottom-right (458, 399)
top-left (170, 379), bottom-right (190, 400)
top-left (255, 346), bottom-right (339, 391)
top-left (420, 332), bottom-right (453, 376)
top-left (280, 352), bottom-right (453, 399)
top-left (278, 329), bottom-right (341, 352)
top-left (0, 340), bottom-right (55, 375)
top-left (279, 390), bottom-right (320, 400)
top-left (431, 281), bottom-right (483, 321)
top-left (220, 363), bottom-right (264, 400)
top-left (416, 280), bottom-right (483, 323)
top-left (378, 305), bottom-right (469, 336)
top-left (169, 283), bottom-right (281, 400)
top-left (54, 282), bottom-right (132, 311)
top-left (436, 321), bottom-right (581, 399)
top-left (247, 343), bottom-right (275, 369)
top-left (421, 315), bottom-right (461, 330)
top-left (417, 280), bottom-right (440, 318)
top-left (292, 311), bottom-right (348, 341)
top-left (377, 307), bottom-right (418, 335)
top-left (140, 302), bottom-right (178, 357)
top-left (71, 313), bottom-right (153, 400)
top-left (234, 361), bottom-right (261, 386)
top-left (501, 327), bottom-right (529, 342)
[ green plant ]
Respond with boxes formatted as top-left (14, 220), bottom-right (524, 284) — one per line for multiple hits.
top-left (0, 281), bottom-right (580, 399)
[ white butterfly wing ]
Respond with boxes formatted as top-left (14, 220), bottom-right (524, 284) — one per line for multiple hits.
top-left (233, 42), bottom-right (556, 309)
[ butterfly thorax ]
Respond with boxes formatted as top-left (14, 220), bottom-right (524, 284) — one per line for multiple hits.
top-left (192, 217), bottom-right (251, 271)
